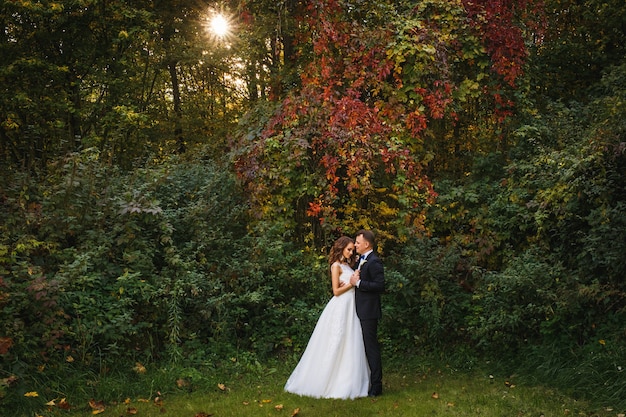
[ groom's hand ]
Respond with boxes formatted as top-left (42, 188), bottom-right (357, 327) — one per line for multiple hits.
top-left (349, 270), bottom-right (360, 286)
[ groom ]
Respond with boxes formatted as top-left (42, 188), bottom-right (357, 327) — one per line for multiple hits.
top-left (350, 229), bottom-right (385, 397)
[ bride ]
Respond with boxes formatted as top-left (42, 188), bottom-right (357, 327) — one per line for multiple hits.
top-left (284, 236), bottom-right (370, 399)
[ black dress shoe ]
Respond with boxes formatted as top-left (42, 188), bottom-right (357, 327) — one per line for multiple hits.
top-left (368, 391), bottom-right (382, 397)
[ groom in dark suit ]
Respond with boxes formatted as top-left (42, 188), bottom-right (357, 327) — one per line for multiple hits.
top-left (350, 229), bottom-right (385, 397)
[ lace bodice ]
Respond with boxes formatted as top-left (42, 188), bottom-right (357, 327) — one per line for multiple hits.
top-left (334, 262), bottom-right (354, 284)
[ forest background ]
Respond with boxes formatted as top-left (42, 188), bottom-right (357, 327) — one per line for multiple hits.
top-left (1, 0), bottom-right (625, 415)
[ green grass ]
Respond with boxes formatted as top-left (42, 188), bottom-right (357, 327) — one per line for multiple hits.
top-left (30, 363), bottom-right (624, 417)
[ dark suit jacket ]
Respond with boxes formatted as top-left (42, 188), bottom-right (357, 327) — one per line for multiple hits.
top-left (355, 252), bottom-right (385, 320)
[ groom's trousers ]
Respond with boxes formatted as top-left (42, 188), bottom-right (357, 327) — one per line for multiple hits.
top-left (361, 318), bottom-right (382, 395)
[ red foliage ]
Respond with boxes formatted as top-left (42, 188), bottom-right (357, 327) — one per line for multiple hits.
top-left (462, 0), bottom-right (545, 87)
top-left (0, 337), bottom-right (13, 355)
top-left (236, 0), bottom-right (541, 236)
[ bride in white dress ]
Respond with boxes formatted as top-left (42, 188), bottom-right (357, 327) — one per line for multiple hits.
top-left (284, 236), bottom-right (370, 399)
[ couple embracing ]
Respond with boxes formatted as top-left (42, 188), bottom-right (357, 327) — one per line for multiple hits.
top-left (284, 230), bottom-right (385, 399)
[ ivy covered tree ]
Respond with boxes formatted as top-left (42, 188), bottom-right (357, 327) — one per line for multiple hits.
top-left (234, 0), bottom-right (544, 248)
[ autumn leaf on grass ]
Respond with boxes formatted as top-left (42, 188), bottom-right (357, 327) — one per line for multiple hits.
top-left (88, 399), bottom-right (105, 414)
top-left (431, 392), bottom-right (439, 399)
top-left (1, 375), bottom-right (18, 386)
top-left (24, 391), bottom-right (39, 397)
top-left (291, 408), bottom-right (301, 416)
top-left (126, 407), bottom-right (138, 415)
top-left (176, 378), bottom-right (190, 388)
top-left (45, 398), bottom-right (70, 410)
top-left (56, 398), bottom-right (70, 410)
top-left (133, 362), bottom-right (147, 374)
top-left (275, 404), bottom-right (284, 410)
top-left (217, 383), bottom-right (226, 391)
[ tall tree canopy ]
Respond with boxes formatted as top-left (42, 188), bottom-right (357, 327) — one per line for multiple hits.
top-left (0, 0), bottom-right (247, 171)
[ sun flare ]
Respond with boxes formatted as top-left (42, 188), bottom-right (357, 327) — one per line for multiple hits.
top-left (209, 13), bottom-right (230, 38)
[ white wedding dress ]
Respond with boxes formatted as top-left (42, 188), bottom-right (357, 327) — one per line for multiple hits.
top-left (284, 262), bottom-right (370, 399)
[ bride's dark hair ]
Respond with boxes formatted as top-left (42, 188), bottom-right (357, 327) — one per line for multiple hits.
top-left (329, 236), bottom-right (355, 266)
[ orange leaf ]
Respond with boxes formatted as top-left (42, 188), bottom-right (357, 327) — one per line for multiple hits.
top-left (217, 383), bottom-right (226, 391)
top-left (58, 398), bottom-right (71, 410)
top-left (24, 391), bottom-right (39, 397)
top-left (291, 408), bottom-right (301, 416)
top-left (126, 407), bottom-right (138, 415)
top-left (275, 404), bottom-right (284, 410)
top-left (431, 392), bottom-right (439, 399)
top-left (133, 362), bottom-right (146, 374)
top-left (88, 399), bottom-right (105, 413)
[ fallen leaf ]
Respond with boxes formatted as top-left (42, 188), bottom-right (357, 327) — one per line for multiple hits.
top-left (88, 399), bottom-right (105, 414)
top-left (127, 407), bottom-right (138, 415)
top-left (133, 362), bottom-right (147, 374)
top-left (1, 375), bottom-right (18, 386)
top-left (447, 402), bottom-right (455, 407)
top-left (275, 404), bottom-right (284, 410)
top-left (45, 399), bottom-right (56, 406)
top-left (138, 398), bottom-right (150, 403)
top-left (291, 408), bottom-right (301, 416)
top-left (24, 391), bottom-right (39, 397)
top-left (124, 398), bottom-right (131, 404)
top-left (431, 392), bottom-right (439, 399)
top-left (261, 399), bottom-right (272, 403)
top-left (58, 398), bottom-right (71, 410)
top-left (217, 383), bottom-right (226, 391)
top-left (176, 378), bottom-right (189, 388)
top-left (66, 355), bottom-right (74, 363)
top-left (242, 401), bottom-right (250, 405)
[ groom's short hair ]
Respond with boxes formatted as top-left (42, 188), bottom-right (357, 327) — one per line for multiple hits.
top-left (356, 229), bottom-right (376, 248)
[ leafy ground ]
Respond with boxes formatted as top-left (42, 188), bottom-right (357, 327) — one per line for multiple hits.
top-left (27, 363), bottom-right (625, 417)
